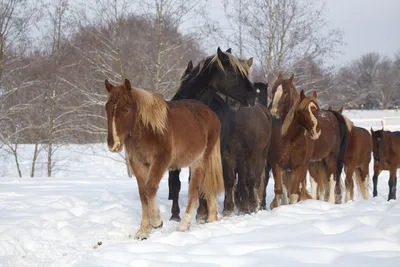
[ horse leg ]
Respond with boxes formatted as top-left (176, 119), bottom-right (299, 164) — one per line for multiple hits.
top-left (260, 162), bottom-right (271, 210)
top-left (270, 165), bottom-right (283, 209)
top-left (281, 171), bottom-right (290, 205)
top-left (290, 166), bottom-right (306, 204)
top-left (168, 169), bottom-right (182, 221)
top-left (358, 162), bottom-right (370, 200)
top-left (145, 156), bottom-right (170, 229)
top-left (388, 168), bottom-right (397, 201)
top-left (238, 159), bottom-right (250, 215)
top-left (248, 167), bottom-right (260, 213)
top-left (308, 164), bottom-right (319, 199)
top-left (223, 157), bottom-right (235, 217)
top-left (129, 161), bottom-right (152, 240)
top-left (196, 197), bottom-right (208, 224)
top-left (372, 166), bottom-right (382, 197)
top-left (344, 164), bottom-right (355, 202)
top-left (178, 164), bottom-right (203, 232)
top-left (324, 157), bottom-right (337, 204)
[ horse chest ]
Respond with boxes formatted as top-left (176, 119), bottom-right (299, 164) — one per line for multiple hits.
top-left (278, 142), bottom-right (308, 168)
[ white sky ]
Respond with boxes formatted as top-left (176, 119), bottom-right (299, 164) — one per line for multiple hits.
top-left (206, 0), bottom-right (400, 66)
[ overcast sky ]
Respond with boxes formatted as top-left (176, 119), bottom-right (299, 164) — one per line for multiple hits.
top-left (325, 0), bottom-right (400, 64)
top-left (207, 0), bottom-right (400, 66)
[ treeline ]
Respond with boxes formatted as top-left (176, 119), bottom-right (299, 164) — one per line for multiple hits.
top-left (0, 0), bottom-right (399, 177)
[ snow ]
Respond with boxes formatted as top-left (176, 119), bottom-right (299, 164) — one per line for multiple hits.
top-left (1, 110), bottom-right (400, 267)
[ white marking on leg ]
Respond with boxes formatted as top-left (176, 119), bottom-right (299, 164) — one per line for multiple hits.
top-left (281, 184), bottom-right (289, 205)
top-left (311, 177), bottom-right (318, 199)
top-left (308, 102), bottom-right (321, 140)
top-left (178, 213), bottom-right (191, 232)
top-left (290, 193), bottom-right (299, 204)
top-left (363, 174), bottom-right (369, 199)
top-left (270, 85), bottom-right (283, 117)
top-left (345, 187), bottom-right (351, 202)
top-left (328, 174), bottom-right (335, 203)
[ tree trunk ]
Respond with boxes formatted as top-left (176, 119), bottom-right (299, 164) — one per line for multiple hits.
top-left (12, 144), bottom-right (22, 178)
top-left (31, 143), bottom-right (39, 177)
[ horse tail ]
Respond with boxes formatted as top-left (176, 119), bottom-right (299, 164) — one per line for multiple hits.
top-left (327, 110), bottom-right (349, 202)
top-left (200, 135), bottom-right (224, 200)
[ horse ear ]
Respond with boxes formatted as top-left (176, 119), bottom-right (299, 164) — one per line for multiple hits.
top-left (278, 72), bottom-right (283, 79)
top-left (300, 90), bottom-right (306, 100)
top-left (226, 48), bottom-right (232, 53)
top-left (370, 127), bottom-right (374, 134)
top-left (338, 107), bottom-right (343, 114)
top-left (289, 73), bottom-right (295, 84)
top-left (217, 47), bottom-right (229, 62)
top-left (313, 90), bottom-right (318, 98)
top-left (124, 78), bottom-right (131, 91)
top-left (328, 105), bottom-right (332, 110)
top-left (187, 60), bottom-right (193, 72)
top-left (247, 57), bottom-right (253, 67)
top-left (105, 79), bottom-right (113, 92)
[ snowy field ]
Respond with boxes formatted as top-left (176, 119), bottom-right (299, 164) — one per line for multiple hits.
top-left (0, 110), bottom-right (400, 267)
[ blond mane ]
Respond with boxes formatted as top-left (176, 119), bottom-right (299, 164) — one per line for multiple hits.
top-left (281, 96), bottom-right (318, 136)
top-left (131, 87), bottom-right (168, 134)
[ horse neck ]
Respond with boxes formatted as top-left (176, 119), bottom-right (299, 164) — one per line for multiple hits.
top-left (280, 87), bottom-right (300, 120)
top-left (284, 115), bottom-right (306, 142)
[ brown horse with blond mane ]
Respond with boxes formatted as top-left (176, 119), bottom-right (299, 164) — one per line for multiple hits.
top-left (266, 76), bottom-right (319, 208)
top-left (269, 73), bottom-right (348, 204)
top-left (104, 78), bottom-right (224, 240)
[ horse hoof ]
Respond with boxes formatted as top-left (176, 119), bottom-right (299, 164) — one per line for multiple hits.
top-left (196, 214), bottom-right (207, 224)
top-left (222, 210), bottom-right (234, 217)
top-left (152, 221), bottom-right (163, 229)
top-left (177, 223), bottom-right (190, 232)
top-left (169, 215), bottom-right (181, 222)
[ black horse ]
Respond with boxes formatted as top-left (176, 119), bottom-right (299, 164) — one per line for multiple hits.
top-left (169, 48), bottom-right (271, 221)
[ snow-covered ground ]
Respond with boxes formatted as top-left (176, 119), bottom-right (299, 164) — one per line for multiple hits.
top-left (0, 110), bottom-right (400, 267)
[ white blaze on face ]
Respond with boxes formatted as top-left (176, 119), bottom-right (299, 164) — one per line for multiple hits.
top-left (308, 102), bottom-right (321, 140)
top-left (111, 110), bottom-right (121, 151)
top-left (270, 85), bottom-right (283, 117)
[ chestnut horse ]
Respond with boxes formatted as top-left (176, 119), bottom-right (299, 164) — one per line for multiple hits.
top-left (266, 77), bottom-right (320, 209)
top-left (168, 47), bottom-right (258, 222)
top-left (371, 128), bottom-right (400, 200)
top-left (328, 106), bottom-right (371, 201)
top-left (105, 78), bottom-right (224, 240)
top-left (269, 73), bottom-right (348, 204)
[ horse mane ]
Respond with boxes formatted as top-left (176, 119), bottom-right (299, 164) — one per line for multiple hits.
top-left (281, 96), bottom-right (318, 136)
top-left (210, 52), bottom-right (251, 78)
top-left (131, 87), bottom-right (168, 134)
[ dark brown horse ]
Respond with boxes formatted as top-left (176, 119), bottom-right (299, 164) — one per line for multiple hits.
top-left (328, 106), bottom-right (371, 201)
top-left (371, 128), bottom-right (400, 200)
top-left (104, 78), bottom-right (224, 240)
top-left (168, 47), bottom-right (259, 222)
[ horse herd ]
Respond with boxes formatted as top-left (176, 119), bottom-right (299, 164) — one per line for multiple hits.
top-left (104, 47), bottom-right (400, 240)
